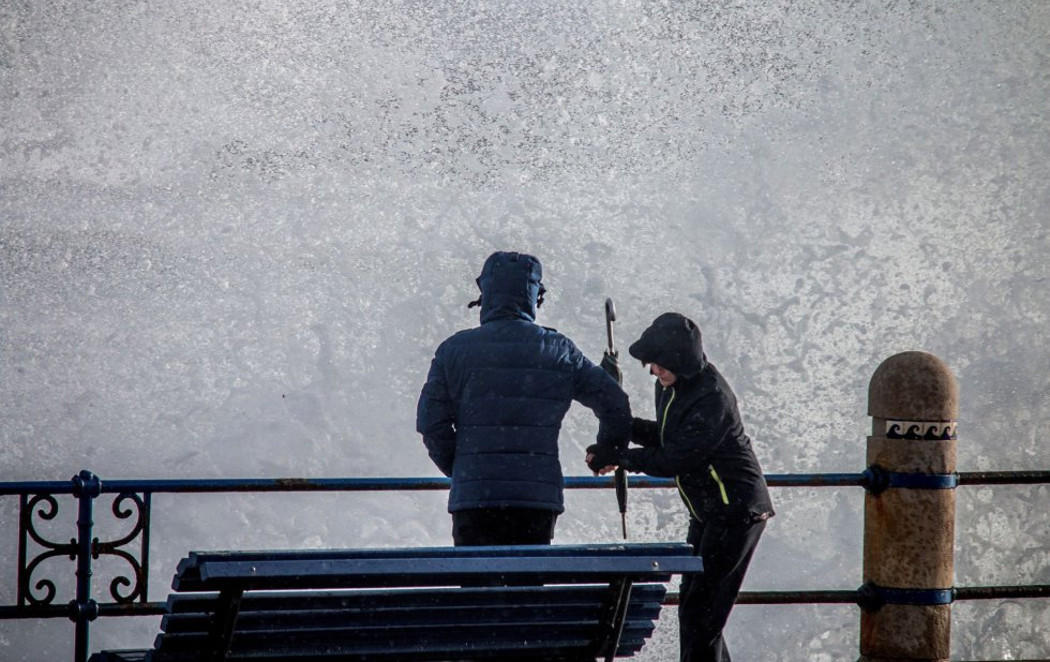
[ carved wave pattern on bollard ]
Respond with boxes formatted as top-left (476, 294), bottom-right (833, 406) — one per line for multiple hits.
top-left (885, 421), bottom-right (958, 440)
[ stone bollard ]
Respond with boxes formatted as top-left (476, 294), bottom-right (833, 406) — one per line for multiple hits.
top-left (861, 351), bottom-right (958, 662)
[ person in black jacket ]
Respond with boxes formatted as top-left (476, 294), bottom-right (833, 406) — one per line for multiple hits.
top-left (587, 312), bottom-right (774, 662)
top-left (417, 251), bottom-right (631, 546)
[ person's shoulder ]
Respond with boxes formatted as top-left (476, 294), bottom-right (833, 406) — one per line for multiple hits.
top-left (703, 362), bottom-right (737, 392)
top-left (436, 326), bottom-right (483, 350)
top-left (537, 325), bottom-right (585, 349)
top-left (536, 321), bottom-right (583, 339)
top-left (687, 363), bottom-right (740, 409)
top-left (681, 365), bottom-right (723, 398)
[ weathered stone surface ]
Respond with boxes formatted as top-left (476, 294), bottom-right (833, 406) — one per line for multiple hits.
top-left (860, 604), bottom-right (951, 660)
top-left (868, 351), bottom-right (958, 422)
top-left (866, 436), bottom-right (956, 475)
top-left (863, 488), bottom-right (955, 587)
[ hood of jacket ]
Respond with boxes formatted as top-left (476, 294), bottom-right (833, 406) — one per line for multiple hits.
top-left (476, 251), bottom-right (544, 323)
top-left (628, 312), bottom-right (707, 379)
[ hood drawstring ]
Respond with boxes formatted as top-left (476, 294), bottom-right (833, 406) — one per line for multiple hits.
top-left (469, 285), bottom-right (543, 309)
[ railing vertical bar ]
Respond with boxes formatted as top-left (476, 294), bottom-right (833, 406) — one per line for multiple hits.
top-left (140, 492), bottom-right (152, 604)
top-left (72, 471), bottom-right (101, 662)
top-left (17, 494), bottom-right (28, 607)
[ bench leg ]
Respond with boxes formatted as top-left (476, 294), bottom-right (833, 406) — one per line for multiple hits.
top-left (593, 578), bottom-right (633, 662)
top-left (206, 588), bottom-right (244, 662)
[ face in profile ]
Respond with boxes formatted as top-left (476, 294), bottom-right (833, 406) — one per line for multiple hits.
top-left (647, 362), bottom-right (677, 387)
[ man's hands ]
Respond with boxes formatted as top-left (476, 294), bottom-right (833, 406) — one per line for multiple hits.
top-left (586, 443), bottom-right (623, 475)
top-left (600, 350), bottom-right (622, 384)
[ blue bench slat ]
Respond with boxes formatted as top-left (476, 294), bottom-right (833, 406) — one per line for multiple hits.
top-left (159, 585), bottom-right (666, 633)
top-left (189, 555), bottom-right (696, 591)
top-left (161, 600), bottom-right (656, 633)
top-left (173, 543), bottom-right (698, 589)
top-left (180, 543), bottom-right (695, 564)
top-left (104, 645), bottom-right (650, 662)
top-left (152, 644), bottom-right (614, 662)
top-left (165, 584), bottom-right (658, 613)
top-left (87, 652), bottom-right (150, 662)
top-left (151, 620), bottom-right (658, 659)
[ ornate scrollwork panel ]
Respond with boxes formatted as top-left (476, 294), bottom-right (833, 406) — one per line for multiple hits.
top-left (18, 489), bottom-right (152, 607)
top-left (18, 494), bottom-right (77, 606)
top-left (93, 492), bottom-right (151, 604)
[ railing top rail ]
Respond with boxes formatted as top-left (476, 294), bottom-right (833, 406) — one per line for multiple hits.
top-left (2, 471), bottom-right (1049, 497)
top-left (0, 473), bottom-right (866, 495)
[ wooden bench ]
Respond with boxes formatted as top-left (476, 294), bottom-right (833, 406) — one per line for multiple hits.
top-left (89, 543), bottom-right (702, 662)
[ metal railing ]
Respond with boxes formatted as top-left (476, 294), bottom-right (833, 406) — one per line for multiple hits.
top-left (2, 469), bottom-right (1049, 662)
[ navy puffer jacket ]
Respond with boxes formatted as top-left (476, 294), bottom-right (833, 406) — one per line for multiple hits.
top-left (416, 252), bottom-right (631, 513)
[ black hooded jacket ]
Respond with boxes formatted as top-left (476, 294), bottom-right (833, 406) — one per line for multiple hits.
top-left (624, 313), bottom-right (774, 523)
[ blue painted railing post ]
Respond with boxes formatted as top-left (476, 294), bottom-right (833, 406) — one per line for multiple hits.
top-left (861, 352), bottom-right (959, 661)
top-left (70, 471), bottom-right (101, 662)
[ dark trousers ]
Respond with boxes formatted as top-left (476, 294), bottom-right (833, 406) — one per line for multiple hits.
top-left (679, 516), bottom-right (766, 662)
top-left (450, 508), bottom-right (557, 662)
top-left (452, 507), bottom-right (558, 546)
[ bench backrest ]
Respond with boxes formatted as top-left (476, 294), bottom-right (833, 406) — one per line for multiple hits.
top-left (149, 543), bottom-right (702, 661)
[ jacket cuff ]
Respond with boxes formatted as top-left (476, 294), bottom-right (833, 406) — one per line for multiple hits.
top-left (618, 449), bottom-right (636, 472)
top-left (630, 418), bottom-right (659, 447)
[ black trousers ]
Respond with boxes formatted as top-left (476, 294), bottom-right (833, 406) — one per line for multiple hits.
top-left (679, 516), bottom-right (766, 662)
top-left (451, 507), bottom-right (558, 546)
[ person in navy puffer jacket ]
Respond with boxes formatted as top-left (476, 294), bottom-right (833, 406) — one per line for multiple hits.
top-left (416, 251), bottom-right (631, 546)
